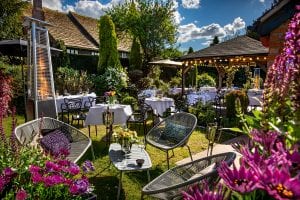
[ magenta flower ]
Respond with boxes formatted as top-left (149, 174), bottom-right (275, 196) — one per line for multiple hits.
top-left (182, 182), bottom-right (224, 200)
top-left (0, 176), bottom-right (6, 192)
top-left (69, 178), bottom-right (89, 195)
top-left (218, 162), bottom-right (260, 193)
top-left (3, 167), bottom-right (16, 178)
top-left (29, 165), bottom-right (41, 173)
top-left (68, 163), bottom-right (80, 175)
top-left (250, 129), bottom-right (279, 152)
top-left (260, 167), bottom-right (300, 199)
top-left (31, 172), bottom-right (43, 184)
top-left (57, 159), bottom-right (71, 167)
top-left (43, 175), bottom-right (65, 187)
top-left (16, 188), bottom-right (28, 200)
top-left (45, 161), bottom-right (61, 172)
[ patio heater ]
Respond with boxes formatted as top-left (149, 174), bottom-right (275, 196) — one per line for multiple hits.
top-left (24, 17), bottom-right (57, 120)
top-left (253, 68), bottom-right (261, 89)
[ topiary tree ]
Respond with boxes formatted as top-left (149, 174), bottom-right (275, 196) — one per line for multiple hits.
top-left (129, 37), bottom-right (142, 70)
top-left (197, 73), bottom-right (216, 87)
top-left (98, 15), bottom-right (121, 73)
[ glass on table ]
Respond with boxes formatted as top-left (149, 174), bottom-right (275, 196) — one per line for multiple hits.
top-left (138, 138), bottom-right (146, 151)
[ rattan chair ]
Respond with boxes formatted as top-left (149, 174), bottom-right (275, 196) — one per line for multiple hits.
top-left (14, 117), bottom-right (94, 163)
top-left (146, 112), bottom-right (197, 169)
top-left (141, 152), bottom-right (236, 200)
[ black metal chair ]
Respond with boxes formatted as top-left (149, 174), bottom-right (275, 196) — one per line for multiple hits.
top-left (146, 112), bottom-right (197, 169)
top-left (141, 152), bottom-right (236, 200)
top-left (127, 103), bottom-right (154, 139)
top-left (61, 98), bottom-right (83, 125)
top-left (103, 107), bottom-right (114, 146)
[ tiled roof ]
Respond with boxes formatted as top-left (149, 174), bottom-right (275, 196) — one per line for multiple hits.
top-left (181, 35), bottom-right (268, 60)
top-left (23, 5), bottom-right (131, 52)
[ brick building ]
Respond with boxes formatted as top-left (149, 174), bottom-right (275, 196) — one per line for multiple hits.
top-left (250, 0), bottom-right (298, 67)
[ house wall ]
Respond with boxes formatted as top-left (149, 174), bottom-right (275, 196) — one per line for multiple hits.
top-left (267, 20), bottom-right (290, 67)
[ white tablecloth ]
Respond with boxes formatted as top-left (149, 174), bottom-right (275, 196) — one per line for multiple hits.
top-left (56, 93), bottom-right (96, 113)
top-left (187, 92), bottom-right (217, 105)
top-left (84, 104), bottom-right (133, 126)
top-left (145, 97), bottom-right (174, 116)
top-left (138, 89), bottom-right (157, 98)
top-left (199, 86), bottom-right (217, 92)
top-left (248, 89), bottom-right (263, 106)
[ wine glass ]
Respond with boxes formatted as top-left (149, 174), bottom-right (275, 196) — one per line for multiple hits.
top-left (138, 138), bottom-right (146, 151)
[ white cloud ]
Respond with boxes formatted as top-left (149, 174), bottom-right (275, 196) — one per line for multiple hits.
top-left (177, 17), bottom-right (246, 45)
top-left (259, 0), bottom-right (265, 2)
top-left (182, 0), bottom-right (200, 9)
top-left (43, 0), bottom-right (63, 11)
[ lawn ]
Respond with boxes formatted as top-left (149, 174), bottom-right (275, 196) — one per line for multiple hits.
top-left (2, 115), bottom-right (232, 200)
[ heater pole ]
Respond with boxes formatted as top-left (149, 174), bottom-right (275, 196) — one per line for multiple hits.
top-left (32, 22), bottom-right (38, 119)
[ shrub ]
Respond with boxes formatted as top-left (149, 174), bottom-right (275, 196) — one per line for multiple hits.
top-left (121, 96), bottom-right (138, 110)
top-left (137, 77), bottom-right (152, 90)
top-left (169, 76), bottom-right (181, 87)
top-left (189, 101), bottom-right (216, 127)
top-left (197, 73), bottom-right (216, 87)
top-left (128, 69), bottom-right (143, 85)
top-left (225, 90), bottom-right (249, 118)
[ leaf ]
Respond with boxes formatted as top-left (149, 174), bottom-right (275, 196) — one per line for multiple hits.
top-left (221, 127), bottom-right (244, 133)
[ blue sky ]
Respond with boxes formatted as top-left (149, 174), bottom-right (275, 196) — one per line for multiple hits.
top-left (42, 0), bottom-right (273, 51)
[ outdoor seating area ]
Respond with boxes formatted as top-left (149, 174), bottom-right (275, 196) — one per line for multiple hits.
top-left (0, 0), bottom-right (299, 199)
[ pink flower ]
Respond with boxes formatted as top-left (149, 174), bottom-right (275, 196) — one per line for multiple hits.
top-left (16, 188), bottom-right (28, 200)
top-left (69, 178), bottom-right (89, 195)
top-left (29, 165), bottom-right (41, 173)
top-left (68, 163), bottom-right (80, 176)
top-left (31, 172), bottom-right (43, 184)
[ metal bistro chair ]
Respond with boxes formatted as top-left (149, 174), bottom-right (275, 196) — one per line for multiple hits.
top-left (141, 152), bottom-right (236, 200)
top-left (61, 98), bottom-right (83, 125)
top-left (146, 112), bottom-right (197, 169)
top-left (103, 107), bottom-right (114, 146)
top-left (127, 103), bottom-right (154, 139)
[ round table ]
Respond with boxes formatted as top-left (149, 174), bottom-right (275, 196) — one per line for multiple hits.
top-left (145, 97), bottom-right (174, 116)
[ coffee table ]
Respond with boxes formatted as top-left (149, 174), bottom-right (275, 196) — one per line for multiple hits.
top-left (109, 143), bottom-right (152, 200)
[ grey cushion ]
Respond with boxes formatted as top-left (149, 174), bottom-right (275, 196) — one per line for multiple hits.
top-left (163, 121), bottom-right (188, 143)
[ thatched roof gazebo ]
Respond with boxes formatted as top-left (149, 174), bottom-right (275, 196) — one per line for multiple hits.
top-left (180, 35), bottom-right (269, 88)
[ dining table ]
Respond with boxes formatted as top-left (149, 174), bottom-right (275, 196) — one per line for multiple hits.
top-left (84, 103), bottom-right (133, 127)
top-left (145, 97), bottom-right (175, 116)
top-left (55, 93), bottom-right (96, 113)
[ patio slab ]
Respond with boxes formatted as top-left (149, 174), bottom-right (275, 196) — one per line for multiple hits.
top-left (176, 135), bottom-right (249, 168)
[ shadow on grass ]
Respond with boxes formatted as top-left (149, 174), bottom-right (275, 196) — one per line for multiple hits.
top-left (89, 176), bottom-right (123, 200)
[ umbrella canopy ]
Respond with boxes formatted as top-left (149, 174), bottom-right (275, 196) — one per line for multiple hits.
top-left (149, 59), bottom-right (183, 68)
top-left (0, 39), bottom-right (61, 57)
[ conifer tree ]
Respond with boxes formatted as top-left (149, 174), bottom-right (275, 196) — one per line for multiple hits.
top-left (129, 37), bottom-right (142, 70)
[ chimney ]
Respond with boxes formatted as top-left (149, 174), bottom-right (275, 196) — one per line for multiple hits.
top-left (32, 0), bottom-right (45, 20)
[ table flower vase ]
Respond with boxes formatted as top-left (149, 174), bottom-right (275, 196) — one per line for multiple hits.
top-left (121, 139), bottom-right (131, 154)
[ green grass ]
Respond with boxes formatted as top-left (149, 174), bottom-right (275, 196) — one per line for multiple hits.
top-left (3, 115), bottom-right (234, 200)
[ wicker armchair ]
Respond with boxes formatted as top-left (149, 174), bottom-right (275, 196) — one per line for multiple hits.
top-left (146, 112), bottom-right (197, 169)
top-left (14, 117), bottom-right (94, 163)
top-left (141, 152), bottom-right (236, 200)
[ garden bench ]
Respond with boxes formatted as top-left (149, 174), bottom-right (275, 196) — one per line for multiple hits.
top-left (14, 117), bottom-right (94, 163)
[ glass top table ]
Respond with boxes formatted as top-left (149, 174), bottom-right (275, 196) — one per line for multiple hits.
top-left (109, 143), bottom-right (152, 200)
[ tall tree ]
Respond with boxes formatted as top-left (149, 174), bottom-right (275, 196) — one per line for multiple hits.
top-left (210, 36), bottom-right (219, 46)
top-left (107, 0), bottom-right (177, 74)
top-left (98, 15), bottom-right (121, 73)
top-left (129, 37), bottom-right (142, 70)
top-left (188, 47), bottom-right (194, 54)
top-left (0, 0), bottom-right (26, 40)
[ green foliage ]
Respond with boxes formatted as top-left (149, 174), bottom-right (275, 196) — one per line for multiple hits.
top-left (189, 102), bottom-right (216, 127)
top-left (54, 40), bottom-right (70, 68)
top-left (98, 15), bottom-right (121, 73)
top-left (197, 73), bottom-right (216, 87)
top-left (108, 0), bottom-right (177, 72)
top-left (129, 37), bottom-right (142, 70)
top-left (137, 76), bottom-right (152, 90)
top-left (0, 0), bottom-right (26, 40)
top-left (121, 95), bottom-right (138, 109)
top-left (187, 47), bottom-right (194, 54)
top-left (93, 67), bottom-right (128, 96)
top-left (186, 66), bottom-right (198, 88)
top-left (161, 46), bottom-right (183, 59)
top-left (55, 67), bottom-right (93, 94)
top-left (169, 76), bottom-right (181, 87)
top-left (210, 36), bottom-right (219, 46)
top-left (224, 66), bottom-right (239, 88)
top-left (225, 90), bottom-right (249, 119)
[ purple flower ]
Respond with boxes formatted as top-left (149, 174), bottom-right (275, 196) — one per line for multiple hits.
top-left (218, 162), bottom-right (260, 193)
top-left (3, 167), bottom-right (16, 178)
top-left (45, 161), bottom-right (61, 172)
top-left (69, 178), bottom-right (89, 195)
top-left (0, 176), bottom-right (6, 192)
top-left (260, 167), bottom-right (300, 199)
top-left (82, 160), bottom-right (95, 173)
top-left (57, 159), bottom-right (71, 167)
top-left (16, 188), bottom-right (28, 200)
top-left (68, 163), bottom-right (80, 175)
top-left (250, 129), bottom-right (279, 152)
top-left (31, 172), bottom-right (43, 184)
top-left (43, 175), bottom-right (65, 187)
top-left (182, 182), bottom-right (224, 200)
top-left (29, 165), bottom-right (41, 173)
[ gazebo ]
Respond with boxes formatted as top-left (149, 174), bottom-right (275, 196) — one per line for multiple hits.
top-left (180, 35), bottom-right (268, 88)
